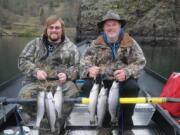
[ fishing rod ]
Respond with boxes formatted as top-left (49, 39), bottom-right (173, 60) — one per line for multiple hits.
top-left (1, 97), bottom-right (180, 105)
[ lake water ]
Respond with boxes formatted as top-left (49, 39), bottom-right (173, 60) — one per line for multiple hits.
top-left (0, 37), bottom-right (33, 84)
top-left (142, 45), bottom-right (180, 78)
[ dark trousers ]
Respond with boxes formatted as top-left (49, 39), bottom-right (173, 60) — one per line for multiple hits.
top-left (81, 78), bottom-right (140, 130)
top-left (118, 78), bottom-right (139, 130)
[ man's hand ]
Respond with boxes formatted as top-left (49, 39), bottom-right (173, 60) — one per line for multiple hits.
top-left (57, 72), bottom-right (67, 84)
top-left (88, 66), bottom-right (100, 79)
top-left (114, 69), bottom-right (126, 82)
top-left (36, 70), bottom-right (47, 80)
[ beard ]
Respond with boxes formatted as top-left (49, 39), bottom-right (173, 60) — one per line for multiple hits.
top-left (48, 33), bottom-right (61, 42)
top-left (107, 32), bottom-right (118, 38)
top-left (106, 32), bottom-right (119, 42)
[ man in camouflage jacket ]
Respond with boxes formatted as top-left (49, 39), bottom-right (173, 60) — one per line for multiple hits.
top-left (18, 15), bottom-right (80, 134)
top-left (80, 11), bottom-right (146, 134)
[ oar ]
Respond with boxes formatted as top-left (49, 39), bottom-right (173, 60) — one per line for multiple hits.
top-left (119, 97), bottom-right (180, 104)
top-left (1, 97), bottom-right (180, 105)
top-left (0, 97), bottom-right (36, 105)
top-left (81, 97), bottom-right (180, 104)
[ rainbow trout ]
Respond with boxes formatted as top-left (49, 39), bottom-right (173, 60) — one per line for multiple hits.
top-left (54, 86), bottom-right (63, 119)
top-left (45, 91), bottom-right (56, 132)
top-left (97, 86), bottom-right (108, 127)
top-left (108, 81), bottom-right (119, 124)
top-left (35, 91), bottom-right (45, 128)
top-left (88, 82), bottom-right (99, 124)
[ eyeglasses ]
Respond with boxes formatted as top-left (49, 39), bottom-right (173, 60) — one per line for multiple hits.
top-left (48, 26), bottom-right (62, 30)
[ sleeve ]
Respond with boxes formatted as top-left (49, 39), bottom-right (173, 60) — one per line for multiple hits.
top-left (65, 44), bottom-right (81, 80)
top-left (123, 39), bottom-right (146, 80)
top-left (18, 39), bottom-right (40, 78)
top-left (80, 41), bottom-right (98, 79)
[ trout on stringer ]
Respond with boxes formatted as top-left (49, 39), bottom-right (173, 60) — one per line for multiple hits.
top-left (54, 86), bottom-right (63, 119)
top-left (45, 91), bottom-right (56, 132)
top-left (108, 80), bottom-right (119, 124)
top-left (36, 91), bottom-right (45, 128)
top-left (97, 86), bottom-right (108, 127)
top-left (89, 80), bottom-right (100, 124)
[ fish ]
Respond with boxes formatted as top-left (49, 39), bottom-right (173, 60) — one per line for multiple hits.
top-left (54, 86), bottom-right (63, 119)
top-left (28, 129), bottom-right (39, 135)
top-left (35, 91), bottom-right (45, 128)
top-left (111, 129), bottom-right (119, 135)
top-left (45, 91), bottom-right (56, 132)
top-left (97, 86), bottom-right (108, 127)
top-left (108, 81), bottom-right (119, 124)
top-left (88, 82), bottom-right (99, 124)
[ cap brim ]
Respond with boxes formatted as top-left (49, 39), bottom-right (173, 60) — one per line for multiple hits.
top-left (97, 19), bottom-right (126, 30)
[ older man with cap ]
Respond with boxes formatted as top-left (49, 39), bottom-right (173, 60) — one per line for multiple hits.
top-left (80, 11), bottom-right (146, 135)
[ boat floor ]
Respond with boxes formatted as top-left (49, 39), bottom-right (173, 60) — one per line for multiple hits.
top-left (0, 70), bottom-right (179, 134)
top-left (0, 102), bottom-right (167, 135)
top-left (65, 104), bottom-right (167, 135)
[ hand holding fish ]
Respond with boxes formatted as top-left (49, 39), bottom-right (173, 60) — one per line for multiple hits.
top-left (36, 70), bottom-right (47, 80)
top-left (114, 69), bottom-right (126, 81)
top-left (57, 72), bottom-right (67, 84)
top-left (88, 66), bottom-right (100, 79)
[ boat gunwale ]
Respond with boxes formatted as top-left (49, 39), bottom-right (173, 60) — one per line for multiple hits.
top-left (143, 68), bottom-right (180, 134)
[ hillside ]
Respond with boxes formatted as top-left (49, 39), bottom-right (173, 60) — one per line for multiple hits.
top-left (77, 0), bottom-right (180, 47)
top-left (0, 0), bottom-right (80, 40)
top-left (0, 0), bottom-right (179, 46)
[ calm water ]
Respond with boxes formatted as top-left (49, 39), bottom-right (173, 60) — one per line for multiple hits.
top-left (0, 37), bottom-right (33, 84)
top-left (142, 45), bottom-right (180, 78)
top-left (0, 37), bottom-right (180, 84)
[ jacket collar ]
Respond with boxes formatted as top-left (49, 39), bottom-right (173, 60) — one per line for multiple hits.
top-left (95, 32), bottom-right (133, 48)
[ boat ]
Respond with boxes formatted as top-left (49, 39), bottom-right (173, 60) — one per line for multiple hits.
top-left (0, 40), bottom-right (180, 135)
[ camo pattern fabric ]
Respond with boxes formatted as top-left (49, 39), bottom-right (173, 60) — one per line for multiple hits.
top-left (18, 36), bottom-right (80, 83)
top-left (80, 33), bottom-right (146, 80)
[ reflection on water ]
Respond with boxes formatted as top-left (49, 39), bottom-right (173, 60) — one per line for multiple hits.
top-left (0, 36), bottom-right (179, 83)
top-left (142, 45), bottom-right (180, 78)
top-left (0, 37), bottom-right (33, 84)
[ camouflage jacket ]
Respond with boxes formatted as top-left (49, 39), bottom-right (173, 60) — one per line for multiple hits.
top-left (80, 33), bottom-right (146, 80)
top-left (18, 36), bottom-right (80, 83)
